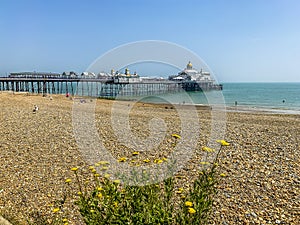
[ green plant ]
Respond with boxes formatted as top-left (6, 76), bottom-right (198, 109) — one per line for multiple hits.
top-left (62, 164), bottom-right (218, 225)
top-left (51, 138), bottom-right (229, 224)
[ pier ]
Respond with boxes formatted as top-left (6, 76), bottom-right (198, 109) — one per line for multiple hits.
top-left (0, 70), bottom-right (222, 97)
top-left (0, 77), bottom-right (185, 97)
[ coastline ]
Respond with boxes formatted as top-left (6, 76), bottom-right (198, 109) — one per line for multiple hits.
top-left (2, 90), bottom-right (300, 115)
top-left (225, 105), bottom-right (300, 115)
top-left (139, 101), bottom-right (300, 115)
top-left (0, 92), bottom-right (299, 224)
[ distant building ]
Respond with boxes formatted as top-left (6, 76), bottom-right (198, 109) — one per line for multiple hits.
top-left (81, 72), bottom-right (96, 78)
top-left (9, 72), bottom-right (61, 78)
top-left (169, 61), bottom-right (214, 82)
top-left (62, 71), bottom-right (78, 78)
top-left (97, 71), bottom-right (111, 79)
top-left (112, 68), bottom-right (141, 83)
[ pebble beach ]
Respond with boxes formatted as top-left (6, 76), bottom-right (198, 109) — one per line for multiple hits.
top-left (0, 92), bottom-right (299, 224)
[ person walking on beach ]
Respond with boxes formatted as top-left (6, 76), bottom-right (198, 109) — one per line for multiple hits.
top-left (33, 105), bottom-right (39, 113)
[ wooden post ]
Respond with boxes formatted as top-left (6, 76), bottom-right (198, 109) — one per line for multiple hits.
top-left (66, 81), bottom-right (68, 94)
top-left (51, 82), bottom-right (54, 94)
top-left (31, 82), bottom-right (34, 93)
top-left (76, 81), bottom-right (79, 96)
top-left (71, 82), bottom-right (74, 96)
top-left (25, 82), bottom-right (29, 92)
top-left (87, 81), bottom-right (89, 96)
top-left (43, 80), bottom-right (47, 96)
top-left (11, 81), bottom-right (15, 92)
top-left (81, 81), bottom-right (84, 96)
top-left (96, 82), bottom-right (99, 97)
top-left (37, 82), bottom-right (40, 93)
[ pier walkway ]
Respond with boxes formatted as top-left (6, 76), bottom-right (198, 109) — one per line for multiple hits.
top-left (0, 77), bottom-right (222, 97)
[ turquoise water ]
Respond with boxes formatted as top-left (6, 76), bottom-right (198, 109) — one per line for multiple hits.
top-left (138, 83), bottom-right (300, 112)
top-left (222, 83), bottom-right (300, 110)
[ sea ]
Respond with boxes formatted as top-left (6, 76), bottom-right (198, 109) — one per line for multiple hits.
top-left (5, 81), bottom-right (298, 114)
top-left (137, 82), bottom-right (300, 114)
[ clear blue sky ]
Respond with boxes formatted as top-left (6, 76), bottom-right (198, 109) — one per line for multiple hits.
top-left (0, 0), bottom-right (300, 82)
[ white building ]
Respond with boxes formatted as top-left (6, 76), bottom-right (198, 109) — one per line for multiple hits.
top-left (169, 61), bottom-right (214, 82)
top-left (112, 68), bottom-right (141, 83)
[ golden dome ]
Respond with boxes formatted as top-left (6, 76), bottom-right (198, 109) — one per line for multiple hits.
top-left (187, 61), bottom-right (192, 69)
top-left (125, 68), bottom-right (130, 76)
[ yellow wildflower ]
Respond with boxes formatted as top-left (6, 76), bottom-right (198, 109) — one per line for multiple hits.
top-left (65, 178), bottom-right (72, 183)
top-left (98, 161), bottom-right (110, 165)
top-left (101, 166), bottom-right (108, 170)
top-left (188, 207), bottom-right (196, 214)
top-left (162, 157), bottom-right (168, 161)
top-left (77, 191), bottom-right (82, 196)
top-left (220, 173), bottom-right (227, 177)
top-left (176, 187), bottom-right (184, 194)
top-left (171, 133), bottom-right (181, 139)
top-left (94, 163), bottom-right (100, 167)
top-left (132, 151), bottom-right (139, 156)
top-left (97, 187), bottom-right (103, 191)
top-left (200, 161), bottom-right (210, 165)
top-left (89, 166), bottom-right (95, 170)
top-left (90, 209), bottom-right (95, 213)
top-left (97, 193), bottom-right (103, 198)
top-left (104, 174), bottom-right (111, 178)
top-left (113, 179), bottom-right (121, 184)
top-left (63, 223), bottom-right (68, 225)
top-left (216, 140), bottom-right (230, 146)
top-left (143, 159), bottom-right (151, 163)
top-left (154, 159), bottom-right (163, 164)
top-left (202, 146), bottom-right (215, 152)
top-left (185, 201), bottom-right (193, 207)
top-left (62, 218), bottom-right (68, 223)
top-left (94, 173), bottom-right (100, 177)
top-left (118, 157), bottom-right (127, 162)
top-left (113, 201), bottom-right (118, 208)
top-left (52, 208), bottom-right (60, 213)
top-left (71, 167), bottom-right (78, 171)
